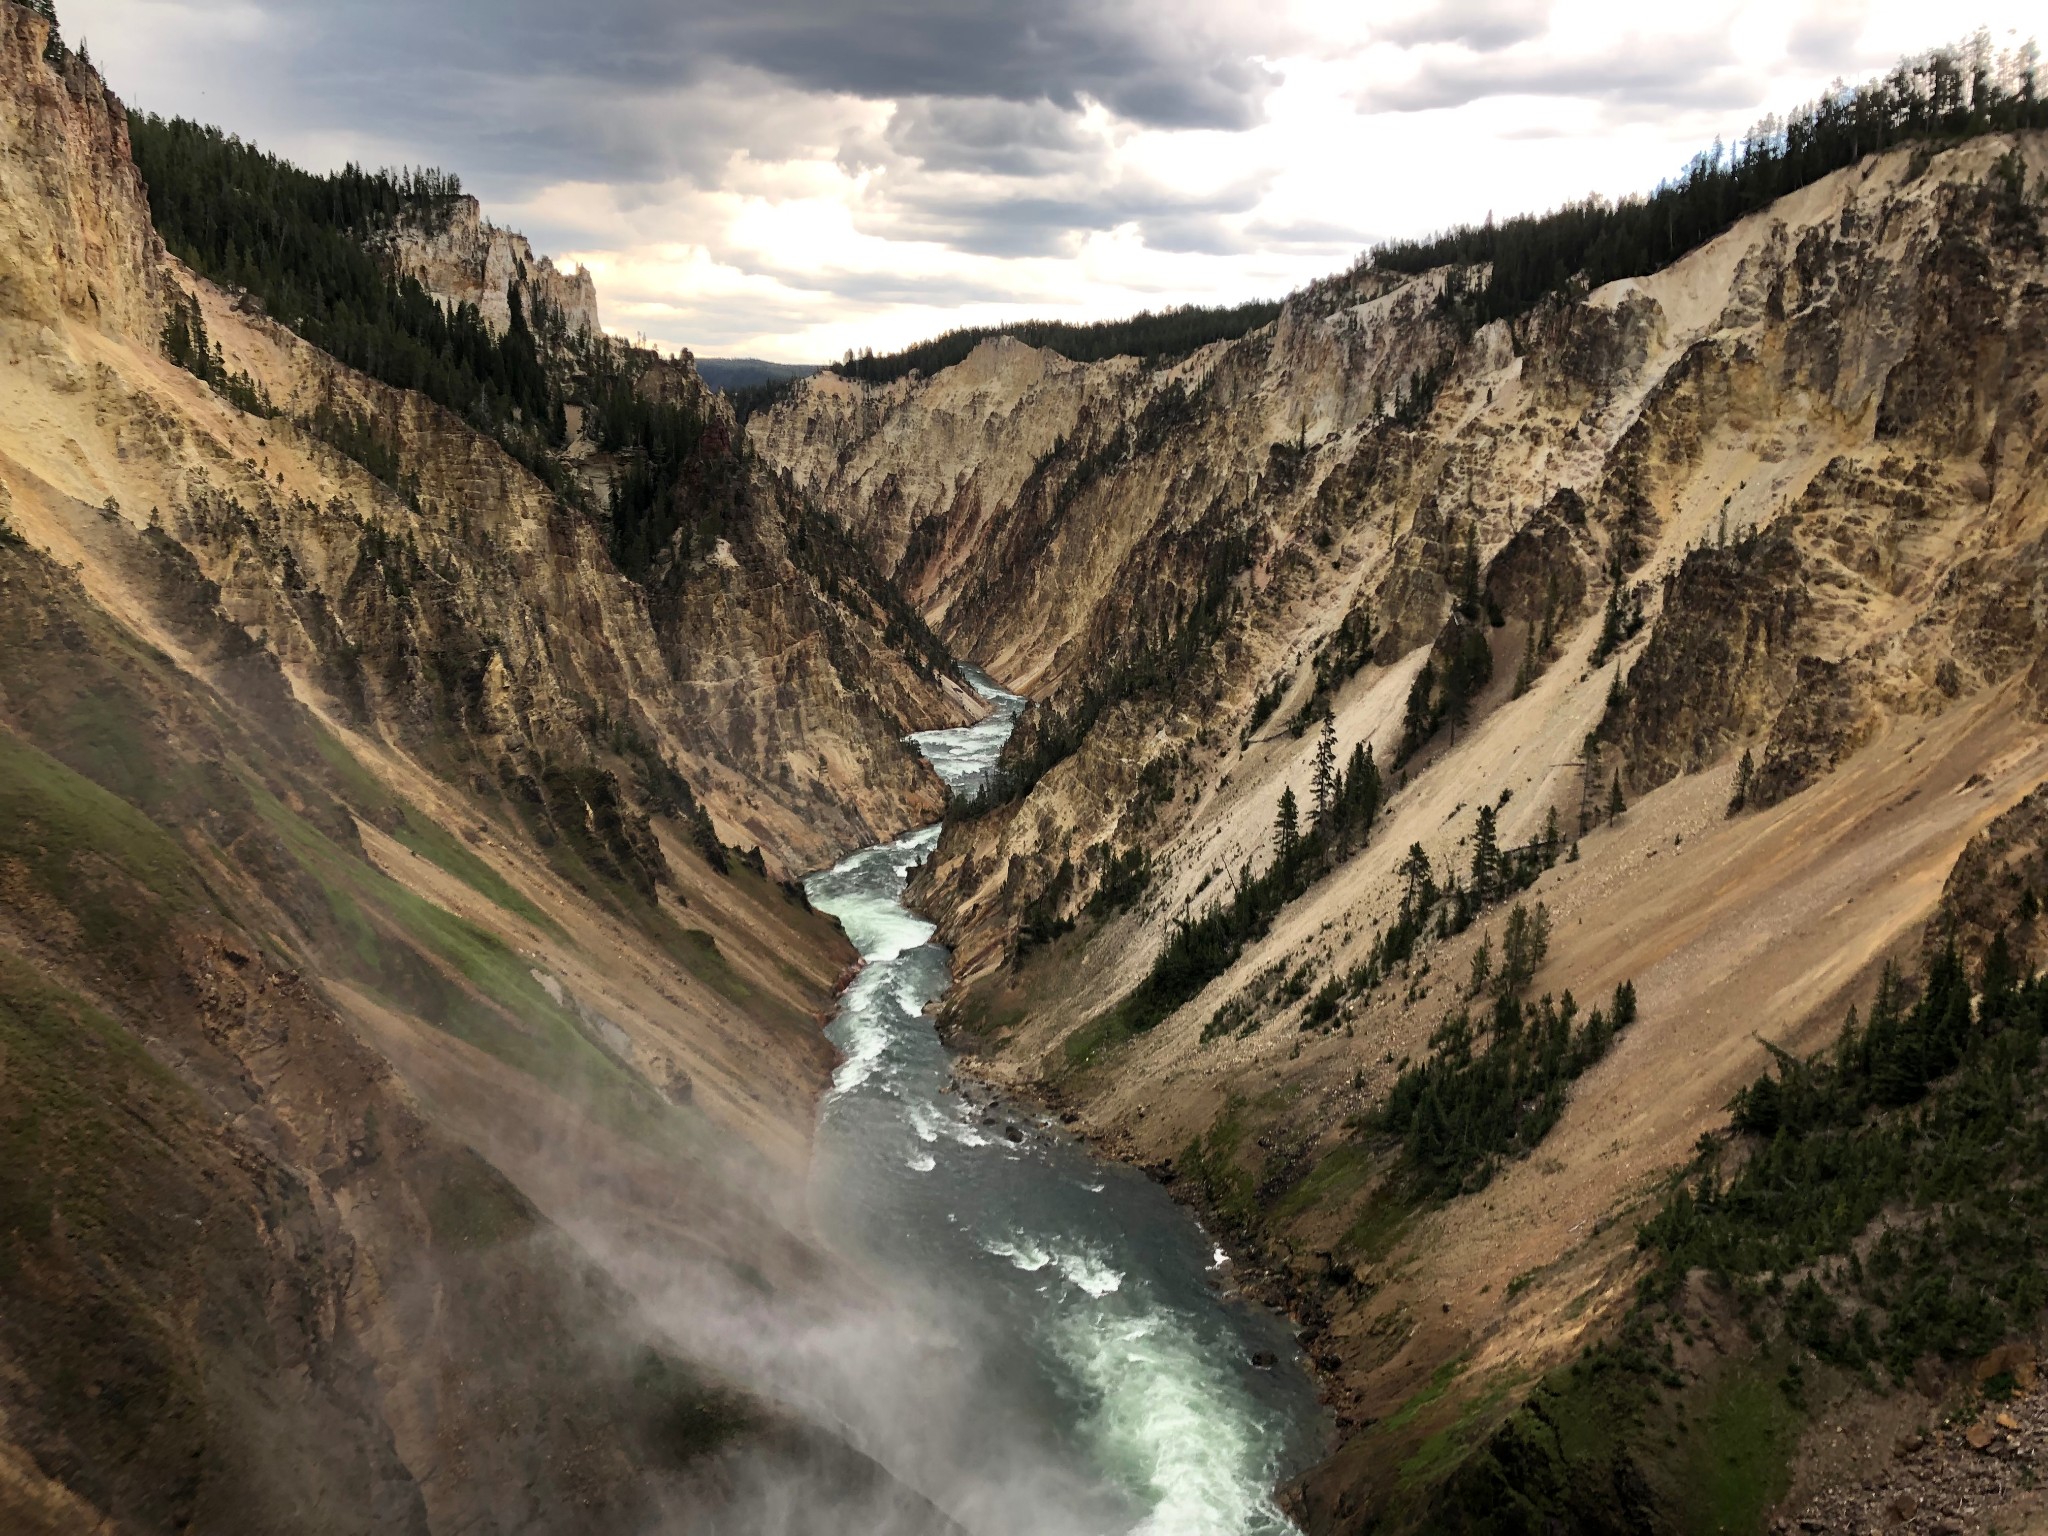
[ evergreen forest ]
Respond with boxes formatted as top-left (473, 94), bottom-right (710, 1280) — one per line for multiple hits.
top-left (826, 299), bottom-right (1285, 387)
top-left (125, 115), bottom-right (739, 579)
top-left (1371, 36), bottom-right (2048, 327)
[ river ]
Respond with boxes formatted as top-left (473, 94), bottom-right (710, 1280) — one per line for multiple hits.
top-left (804, 666), bottom-right (1325, 1536)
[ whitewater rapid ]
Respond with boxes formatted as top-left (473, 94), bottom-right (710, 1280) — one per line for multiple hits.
top-left (805, 667), bottom-right (1322, 1536)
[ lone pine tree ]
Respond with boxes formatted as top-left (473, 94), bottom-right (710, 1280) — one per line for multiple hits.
top-left (1728, 747), bottom-right (1755, 815)
top-left (1312, 716), bottom-right (1337, 826)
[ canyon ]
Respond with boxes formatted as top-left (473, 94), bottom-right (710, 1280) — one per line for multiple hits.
top-left (4, 0), bottom-right (2048, 1529)
top-left (751, 123), bottom-right (2048, 1528)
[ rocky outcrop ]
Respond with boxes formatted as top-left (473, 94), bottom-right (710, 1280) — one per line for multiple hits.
top-left (1595, 528), bottom-right (1811, 795)
top-left (0, 4), bottom-right (962, 878)
top-left (749, 273), bottom-right (1459, 695)
top-left (140, 303), bottom-right (960, 874)
top-left (1931, 778), bottom-right (2048, 971)
top-left (383, 193), bottom-right (600, 336)
top-left (755, 131), bottom-right (2048, 967)
top-left (0, 5), bottom-right (162, 337)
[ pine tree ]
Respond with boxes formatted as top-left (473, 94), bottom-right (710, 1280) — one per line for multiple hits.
top-left (1981, 930), bottom-right (2019, 1013)
top-left (1399, 662), bottom-right (1435, 760)
top-left (1594, 547), bottom-right (1628, 662)
top-left (1611, 978), bottom-right (1637, 1028)
top-left (1728, 747), bottom-right (1754, 815)
top-left (1311, 715), bottom-right (1337, 826)
top-left (1471, 803), bottom-right (1500, 903)
top-left (1275, 787), bottom-right (1300, 864)
top-left (1457, 527), bottom-right (1482, 620)
top-left (1512, 622), bottom-right (1538, 698)
top-left (26, 0), bottom-right (62, 61)
top-left (1607, 772), bottom-right (1627, 820)
top-left (1542, 805), bottom-right (1560, 860)
top-left (1468, 934), bottom-right (1494, 997)
top-left (1497, 900), bottom-right (1552, 996)
top-left (1400, 843), bottom-right (1435, 918)
top-left (1345, 741), bottom-right (1381, 837)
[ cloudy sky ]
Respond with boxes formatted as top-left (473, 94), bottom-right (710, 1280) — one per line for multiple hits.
top-left (67, 0), bottom-right (2041, 362)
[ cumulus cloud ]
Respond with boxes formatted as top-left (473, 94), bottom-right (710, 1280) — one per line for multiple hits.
top-left (1363, 29), bottom-right (1756, 115)
top-left (1369, 0), bottom-right (1554, 51)
top-left (881, 98), bottom-right (1102, 180)
top-left (66, 0), bottom-right (2045, 360)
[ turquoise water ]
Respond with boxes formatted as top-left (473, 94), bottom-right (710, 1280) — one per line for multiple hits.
top-left (806, 668), bottom-right (1325, 1536)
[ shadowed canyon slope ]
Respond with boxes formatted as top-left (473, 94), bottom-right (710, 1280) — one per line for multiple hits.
top-left (0, 6), bottom-right (976, 1529)
top-left (753, 128), bottom-right (2048, 1527)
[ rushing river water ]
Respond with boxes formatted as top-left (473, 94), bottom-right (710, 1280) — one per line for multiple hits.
top-left (805, 667), bottom-right (1324, 1536)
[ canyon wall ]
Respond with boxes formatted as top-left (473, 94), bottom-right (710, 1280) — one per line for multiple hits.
top-left (754, 131), bottom-right (2048, 1527)
top-left (0, 7), bottom-right (964, 1528)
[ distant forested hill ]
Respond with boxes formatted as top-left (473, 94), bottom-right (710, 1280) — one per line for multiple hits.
top-left (826, 299), bottom-right (1287, 387)
top-left (694, 357), bottom-right (820, 391)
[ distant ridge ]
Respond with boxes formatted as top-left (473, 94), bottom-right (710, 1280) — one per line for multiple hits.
top-left (695, 356), bottom-right (820, 391)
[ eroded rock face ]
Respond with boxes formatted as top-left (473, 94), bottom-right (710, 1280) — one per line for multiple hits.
top-left (757, 133), bottom-right (2048, 973)
top-left (0, 15), bottom-right (959, 879)
top-left (137, 309), bottom-right (958, 875)
top-left (382, 193), bottom-right (601, 337)
top-left (753, 131), bottom-right (2048, 1529)
top-left (1933, 779), bottom-right (2048, 971)
top-left (0, 6), bottom-right (163, 338)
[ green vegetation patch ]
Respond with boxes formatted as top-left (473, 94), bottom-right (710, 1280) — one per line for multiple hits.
top-left (426, 1161), bottom-right (537, 1251)
top-left (1412, 1316), bottom-right (1800, 1536)
top-left (1399, 1366), bottom-right (1524, 1493)
top-left (631, 1348), bottom-right (757, 1465)
top-left (1385, 1355), bottom-right (1471, 1435)
top-left (1682, 1365), bottom-right (1800, 1536)
top-left (0, 949), bottom-right (225, 1522)
top-left (1061, 1006), bottom-right (1137, 1071)
top-left (307, 724), bottom-right (554, 931)
top-left (243, 774), bottom-right (675, 1140)
top-left (1179, 1101), bottom-right (1266, 1238)
top-left (1413, 939), bottom-right (2048, 1533)
top-left (1273, 1140), bottom-right (1375, 1225)
top-left (828, 300), bottom-right (1284, 387)
top-left (0, 950), bottom-right (195, 1273)
top-left (0, 729), bottom-right (198, 914)
top-left (1375, 979), bottom-right (1638, 1199)
top-left (1639, 943), bottom-right (2048, 1378)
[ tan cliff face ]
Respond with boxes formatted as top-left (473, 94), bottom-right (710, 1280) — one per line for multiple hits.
top-left (753, 133), bottom-right (2048, 1524)
top-left (0, 7), bottom-right (163, 338)
top-left (0, 11), bottom-right (967, 1530)
top-left (133, 285), bottom-right (964, 875)
top-left (748, 276), bottom-right (1449, 693)
top-left (383, 192), bottom-right (601, 337)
